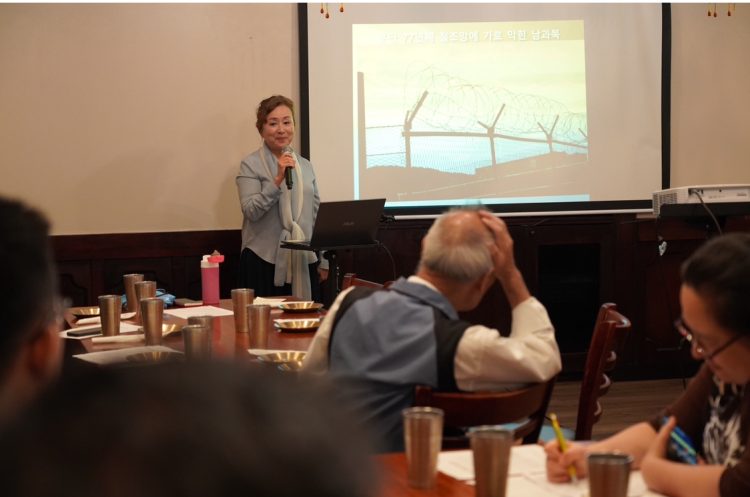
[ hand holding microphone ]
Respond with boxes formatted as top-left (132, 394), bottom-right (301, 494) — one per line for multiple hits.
top-left (281, 145), bottom-right (294, 190)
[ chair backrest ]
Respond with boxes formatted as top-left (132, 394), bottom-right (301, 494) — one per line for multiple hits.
top-left (341, 272), bottom-right (387, 290)
top-left (575, 303), bottom-right (631, 440)
top-left (413, 376), bottom-right (557, 447)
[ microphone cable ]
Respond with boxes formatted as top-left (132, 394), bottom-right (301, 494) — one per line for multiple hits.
top-left (377, 241), bottom-right (398, 282)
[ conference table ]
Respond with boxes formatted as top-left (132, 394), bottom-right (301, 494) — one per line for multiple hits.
top-left (375, 445), bottom-right (667, 497)
top-left (63, 298), bottom-right (317, 362)
top-left (63, 300), bottom-right (669, 497)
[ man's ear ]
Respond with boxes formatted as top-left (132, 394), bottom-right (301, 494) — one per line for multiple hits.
top-left (478, 270), bottom-right (495, 294)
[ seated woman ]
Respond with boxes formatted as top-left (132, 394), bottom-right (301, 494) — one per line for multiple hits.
top-left (546, 233), bottom-right (750, 497)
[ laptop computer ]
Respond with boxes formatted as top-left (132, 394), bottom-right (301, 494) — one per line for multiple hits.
top-left (281, 198), bottom-right (386, 251)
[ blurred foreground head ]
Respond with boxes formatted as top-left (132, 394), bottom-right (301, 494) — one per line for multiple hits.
top-left (0, 362), bottom-right (376, 497)
top-left (0, 196), bottom-right (62, 423)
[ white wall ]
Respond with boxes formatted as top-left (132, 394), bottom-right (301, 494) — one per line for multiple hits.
top-left (671, 3), bottom-right (750, 187)
top-left (0, 4), bottom-right (299, 234)
top-left (0, 4), bottom-right (747, 235)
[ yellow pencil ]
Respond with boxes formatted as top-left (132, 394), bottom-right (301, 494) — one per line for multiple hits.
top-left (549, 413), bottom-right (578, 483)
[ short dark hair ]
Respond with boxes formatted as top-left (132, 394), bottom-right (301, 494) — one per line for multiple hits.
top-left (0, 362), bottom-right (375, 497)
top-left (681, 232), bottom-right (750, 336)
top-left (0, 197), bottom-right (58, 376)
top-left (255, 95), bottom-right (295, 133)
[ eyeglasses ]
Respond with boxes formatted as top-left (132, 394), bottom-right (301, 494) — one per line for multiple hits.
top-left (674, 317), bottom-right (743, 361)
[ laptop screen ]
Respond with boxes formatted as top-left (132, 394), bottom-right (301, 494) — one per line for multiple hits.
top-left (307, 198), bottom-right (386, 248)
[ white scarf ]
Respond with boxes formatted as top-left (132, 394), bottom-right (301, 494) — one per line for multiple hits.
top-left (259, 144), bottom-right (317, 299)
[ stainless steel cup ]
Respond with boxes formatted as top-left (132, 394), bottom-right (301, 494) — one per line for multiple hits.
top-left (182, 324), bottom-right (211, 361)
top-left (140, 297), bottom-right (163, 346)
top-left (98, 294), bottom-right (121, 336)
top-left (187, 315), bottom-right (214, 333)
top-left (134, 280), bottom-right (157, 324)
top-left (187, 316), bottom-right (214, 356)
top-left (123, 273), bottom-right (144, 313)
top-left (231, 288), bottom-right (255, 333)
top-left (587, 452), bottom-right (633, 497)
top-left (247, 304), bottom-right (271, 349)
top-left (469, 427), bottom-right (514, 497)
top-left (402, 407), bottom-right (444, 489)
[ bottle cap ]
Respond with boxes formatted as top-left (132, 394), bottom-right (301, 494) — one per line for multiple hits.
top-left (207, 249), bottom-right (224, 264)
top-left (201, 254), bottom-right (220, 268)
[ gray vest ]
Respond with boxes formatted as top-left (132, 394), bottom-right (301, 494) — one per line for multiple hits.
top-left (328, 278), bottom-right (471, 452)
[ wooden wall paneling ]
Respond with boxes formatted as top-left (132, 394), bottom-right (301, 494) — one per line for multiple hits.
top-left (628, 218), bottom-right (706, 379)
top-left (170, 256), bottom-right (192, 300)
top-left (219, 253), bottom-right (240, 299)
top-left (53, 230), bottom-right (241, 260)
top-left (458, 281), bottom-right (511, 336)
top-left (99, 258), bottom-right (166, 294)
top-left (90, 259), bottom-right (105, 304)
top-left (57, 261), bottom-right (91, 307)
top-left (339, 218), bottom-right (431, 287)
top-left (48, 216), bottom-right (750, 378)
top-left (521, 216), bottom-right (619, 374)
top-left (52, 230), bottom-right (242, 305)
top-left (378, 219), bottom-right (431, 278)
top-left (611, 215), bottom-right (640, 375)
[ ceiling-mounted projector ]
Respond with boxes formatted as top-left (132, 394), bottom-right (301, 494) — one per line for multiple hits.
top-left (653, 184), bottom-right (750, 217)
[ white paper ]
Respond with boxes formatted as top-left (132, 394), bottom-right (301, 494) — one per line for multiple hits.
top-left (509, 444), bottom-right (547, 476)
top-left (253, 297), bottom-right (288, 308)
top-left (437, 444), bottom-right (547, 483)
top-left (437, 450), bottom-right (474, 481)
top-left (60, 322), bottom-right (140, 340)
top-left (436, 445), bottom-right (658, 497)
top-left (163, 305), bottom-right (234, 319)
top-left (73, 345), bottom-right (181, 365)
top-left (76, 312), bottom-right (136, 325)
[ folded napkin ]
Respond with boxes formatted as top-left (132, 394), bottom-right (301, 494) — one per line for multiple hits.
top-left (76, 312), bottom-right (136, 325)
top-left (91, 334), bottom-right (144, 344)
top-left (247, 349), bottom-right (305, 356)
top-left (253, 297), bottom-right (288, 308)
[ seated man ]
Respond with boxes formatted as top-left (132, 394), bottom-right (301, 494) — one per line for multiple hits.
top-left (0, 196), bottom-right (63, 425)
top-left (302, 208), bottom-right (561, 452)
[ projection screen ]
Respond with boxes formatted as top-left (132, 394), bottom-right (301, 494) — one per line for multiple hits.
top-left (303, 3), bottom-right (666, 215)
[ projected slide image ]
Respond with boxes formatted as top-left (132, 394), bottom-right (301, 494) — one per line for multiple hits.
top-left (353, 20), bottom-right (590, 206)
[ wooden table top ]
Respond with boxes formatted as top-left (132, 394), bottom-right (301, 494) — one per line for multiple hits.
top-left (376, 452), bottom-right (473, 497)
top-left (65, 298), bottom-right (319, 360)
top-left (375, 448), bottom-right (666, 497)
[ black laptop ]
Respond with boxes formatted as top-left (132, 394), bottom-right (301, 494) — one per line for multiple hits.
top-left (281, 198), bottom-right (386, 251)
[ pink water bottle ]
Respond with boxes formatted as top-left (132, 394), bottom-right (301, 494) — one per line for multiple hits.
top-left (201, 250), bottom-right (224, 305)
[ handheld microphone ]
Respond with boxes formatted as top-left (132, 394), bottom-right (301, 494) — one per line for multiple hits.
top-left (282, 146), bottom-right (294, 190)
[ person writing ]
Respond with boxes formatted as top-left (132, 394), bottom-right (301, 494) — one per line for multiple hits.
top-left (236, 95), bottom-right (327, 300)
top-left (545, 233), bottom-right (750, 497)
top-left (303, 208), bottom-right (561, 452)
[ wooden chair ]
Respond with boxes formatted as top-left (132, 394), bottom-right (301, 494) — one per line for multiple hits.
top-left (341, 272), bottom-right (389, 290)
top-left (573, 303), bottom-right (631, 440)
top-left (413, 376), bottom-right (557, 448)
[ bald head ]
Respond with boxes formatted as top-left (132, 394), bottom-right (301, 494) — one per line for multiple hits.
top-left (419, 208), bottom-right (494, 283)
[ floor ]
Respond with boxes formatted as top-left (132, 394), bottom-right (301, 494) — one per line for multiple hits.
top-left (547, 378), bottom-right (688, 440)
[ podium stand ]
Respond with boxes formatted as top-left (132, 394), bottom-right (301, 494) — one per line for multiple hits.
top-left (280, 241), bottom-right (380, 307)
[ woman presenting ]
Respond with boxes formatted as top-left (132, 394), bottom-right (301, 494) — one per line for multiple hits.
top-left (236, 95), bottom-right (326, 300)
